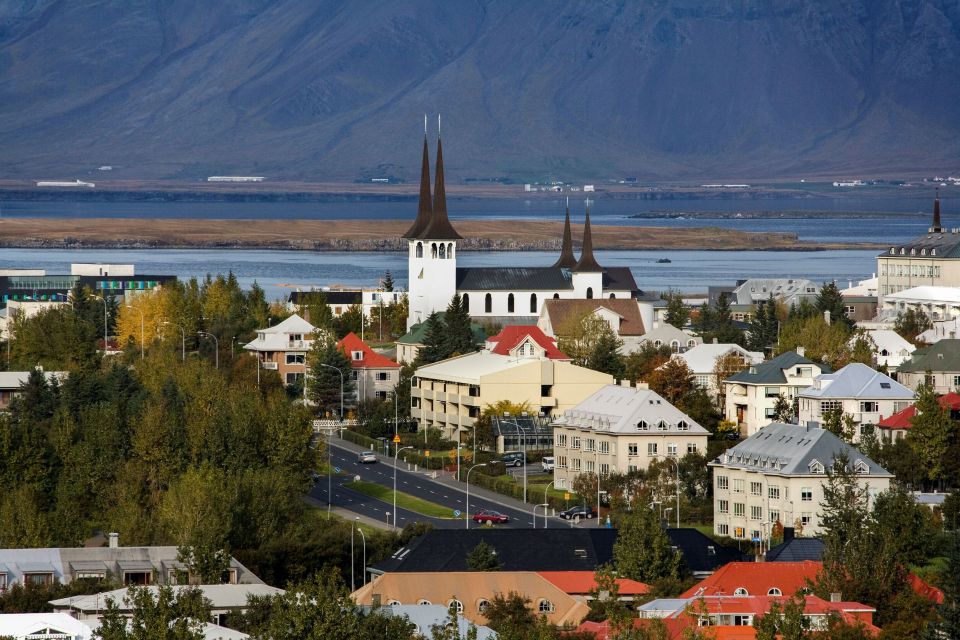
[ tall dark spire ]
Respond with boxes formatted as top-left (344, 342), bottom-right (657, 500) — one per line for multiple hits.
top-left (552, 201), bottom-right (577, 269)
top-left (402, 129), bottom-right (432, 239)
top-left (418, 118), bottom-right (462, 240)
top-left (933, 186), bottom-right (943, 232)
top-left (573, 207), bottom-right (602, 272)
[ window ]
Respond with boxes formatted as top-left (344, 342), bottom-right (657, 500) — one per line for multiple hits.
top-left (801, 513), bottom-right (811, 526)
top-left (285, 372), bottom-right (303, 384)
top-left (416, 242), bottom-right (423, 258)
top-left (768, 485), bottom-right (780, 500)
top-left (809, 460), bottom-right (824, 474)
top-left (478, 599), bottom-right (490, 614)
top-left (538, 599), bottom-right (555, 613)
top-left (658, 420), bottom-right (668, 431)
top-left (485, 293), bottom-right (492, 313)
top-left (796, 367), bottom-right (812, 377)
top-left (717, 523), bottom-right (729, 536)
top-left (584, 438), bottom-right (595, 452)
top-left (557, 434), bottom-right (567, 447)
top-left (530, 293), bottom-right (537, 313)
top-left (286, 353), bottom-right (305, 364)
top-left (418, 599), bottom-right (432, 606)
top-left (448, 242), bottom-right (454, 258)
top-left (732, 479), bottom-right (745, 493)
top-left (462, 293), bottom-right (469, 312)
top-left (733, 503), bottom-right (745, 517)
top-left (598, 441), bottom-right (610, 454)
top-left (586, 287), bottom-right (593, 299)
top-left (667, 443), bottom-right (677, 457)
top-left (717, 476), bottom-right (729, 490)
top-left (750, 482), bottom-right (762, 496)
top-left (571, 436), bottom-right (581, 450)
top-left (585, 460), bottom-right (595, 472)
top-left (801, 488), bottom-right (813, 502)
top-left (677, 420), bottom-right (688, 431)
top-left (375, 390), bottom-right (387, 400)
top-left (637, 420), bottom-right (648, 430)
top-left (123, 571), bottom-right (152, 586)
top-left (764, 386), bottom-right (781, 398)
top-left (351, 350), bottom-right (364, 361)
top-left (860, 401), bottom-right (879, 413)
top-left (854, 459), bottom-right (870, 474)
top-left (770, 509), bottom-right (780, 522)
top-left (820, 400), bottom-right (842, 414)
top-left (718, 500), bottom-right (729, 514)
top-left (0, 573), bottom-right (6, 590)
top-left (751, 505), bottom-right (762, 520)
top-left (571, 458), bottom-right (582, 471)
top-left (628, 443), bottom-right (638, 456)
top-left (734, 588), bottom-right (749, 596)
top-left (768, 588), bottom-right (782, 596)
top-left (507, 293), bottom-right (515, 313)
top-left (24, 573), bottom-right (53, 586)
top-left (431, 243), bottom-right (438, 258)
top-left (954, 375), bottom-right (960, 387)
top-left (448, 599), bottom-right (463, 614)
top-left (687, 442), bottom-right (698, 454)
top-left (599, 463), bottom-right (610, 476)
top-left (647, 443), bottom-right (658, 456)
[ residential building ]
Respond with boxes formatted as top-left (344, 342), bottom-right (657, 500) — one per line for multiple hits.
top-left (411, 351), bottom-right (611, 441)
top-left (636, 323), bottom-right (702, 353)
top-left (665, 343), bottom-right (763, 399)
top-left (679, 560), bottom-right (819, 598)
top-left (881, 285), bottom-right (960, 321)
top-left (897, 339), bottom-right (960, 393)
top-left (551, 384), bottom-right (710, 491)
top-left (710, 423), bottom-right (893, 539)
top-left (336, 332), bottom-right (400, 402)
top-left (243, 314), bottom-right (318, 387)
top-left (485, 325), bottom-right (569, 360)
top-left (723, 350), bottom-right (830, 435)
top-left (878, 392), bottom-right (960, 442)
top-left (730, 278), bottom-right (820, 309)
top-left (0, 370), bottom-right (68, 410)
top-left (402, 131), bottom-right (637, 330)
top-left (0, 300), bottom-right (67, 339)
top-left (368, 605), bottom-right (497, 640)
top-left (918, 317), bottom-right (960, 344)
top-left (538, 299), bottom-right (648, 352)
top-left (537, 572), bottom-right (649, 601)
top-left (394, 312), bottom-right (487, 364)
top-left (840, 276), bottom-right (879, 322)
top-left (797, 363), bottom-right (914, 441)
top-left (858, 328), bottom-right (915, 372)
top-left (288, 288), bottom-right (404, 319)
top-left (0, 614), bottom-right (95, 640)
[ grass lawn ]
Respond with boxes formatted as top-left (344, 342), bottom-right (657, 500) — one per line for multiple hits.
top-left (345, 480), bottom-right (461, 520)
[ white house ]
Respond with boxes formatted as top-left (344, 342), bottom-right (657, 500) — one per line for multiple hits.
top-left (710, 423), bottom-right (893, 540)
top-left (731, 279), bottom-right (820, 308)
top-left (856, 329), bottom-right (915, 372)
top-left (881, 286), bottom-right (960, 321)
top-left (666, 343), bottom-right (764, 399)
top-left (636, 323), bottom-right (703, 353)
top-left (243, 314), bottom-right (321, 386)
top-left (0, 614), bottom-right (95, 640)
top-left (797, 363), bottom-right (914, 441)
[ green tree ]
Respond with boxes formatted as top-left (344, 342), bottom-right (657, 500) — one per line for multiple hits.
top-left (647, 358), bottom-right (694, 405)
top-left (466, 541), bottom-right (502, 571)
top-left (613, 502), bottom-right (683, 583)
top-left (382, 271), bottom-right (395, 292)
top-left (712, 350), bottom-right (750, 408)
top-left (430, 603), bottom-right (479, 640)
top-left (663, 290), bottom-right (689, 328)
top-left (747, 294), bottom-right (780, 353)
top-left (908, 380), bottom-right (953, 487)
top-left (306, 337), bottom-right (355, 417)
top-left (443, 294), bottom-right (477, 357)
top-left (822, 406), bottom-right (854, 442)
top-left (557, 311), bottom-right (616, 367)
top-left (895, 308), bottom-right (933, 346)
top-left (775, 315), bottom-right (853, 369)
top-left (926, 533), bottom-right (960, 639)
top-left (623, 343), bottom-right (672, 383)
top-left (94, 585), bottom-right (210, 640)
top-left (10, 306), bottom-right (99, 371)
top-left (586, 324), bottom-right (624, 378)
top-left (772, 394), bottom-right (794, 423)
top-left (816, 281), bottom-right (852, 330)
top-left (298, 292), bottom-right (334, 330)
top-left (419, 312), bottom-right (448, 364)
top-left (483, 591), bottom-right (535, 635)
top-left (848, 331), bottom-right (876, 366)
top-left (332, 304), bottom-right (366, 340)
top-left (754, 595), bottom-right (809, 640)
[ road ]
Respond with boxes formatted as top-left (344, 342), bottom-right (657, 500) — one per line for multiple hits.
top-left (308, 439), bottom-right (597, 530)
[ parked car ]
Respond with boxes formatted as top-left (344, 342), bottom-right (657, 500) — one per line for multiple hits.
top-left (356, 451), bottom-right (378, 464)
top-left (498, 451), bottom-right (525, 467)
top-left (559, 505), bottom-right (596, 520)
top-left (472, 509), bottom-right (510, 525)
top-left (541, 456), bottom-right (555, 472)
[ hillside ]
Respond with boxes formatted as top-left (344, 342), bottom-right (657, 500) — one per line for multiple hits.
top-left (1, 1), bottom-right (959, 182)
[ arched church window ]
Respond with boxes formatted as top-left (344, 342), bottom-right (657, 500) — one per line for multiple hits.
top-left (485, 293), bottom-right (492, 313)
top-left (586, 287), bottom-right (593, 299)
top-left (508, 293), bottom-right (515, 313)
top-left (431, 243), bottom-right (438, 259)
top-left (439, 243), bottom-right (446, 259)
top-left (553, 293), bottom-right (560, 299)
top-left (530, 293), bottom-right (537, 313)
top-left (447, 243), bottom-right (454, 258)
top-left (462, 294), bottom-right (470, 312)
top-left (416, 242), bottom-right (423, 258)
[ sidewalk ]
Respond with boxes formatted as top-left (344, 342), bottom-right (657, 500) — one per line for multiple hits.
top-left (302, 495), bottom-right (392, 530)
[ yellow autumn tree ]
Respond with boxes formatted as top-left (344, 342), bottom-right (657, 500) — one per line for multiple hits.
top-left (116, 287), bottom-right (172, 351)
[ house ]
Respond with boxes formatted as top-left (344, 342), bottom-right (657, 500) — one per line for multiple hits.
top-left (665, 344), bottom-right (763, 399)
top-left (0, 370), bottom-right (68, 410)
top-left (841, 276), bottom-right (879, 322)
top-left (897, 339), bottom-right (960, 393)
top-left (881, 285), bottom-right (960, 321)
top-left (411, 350), bottom-right (611, 441)
top-left (538, 298), bottom-right (648, 353)
top-left (730, 278), bottom-right (820, 309)
top-left (710, 423), bottom-right (893, 539)
top-left (797, 363), bottom-right (914, 442)
top-left (288, 288), bottom-right (404, 319)
top-left (368, 605), bottom-right (497, 640)
top-left (0, 614), bottom-right (95, 640)
top-left (351, 571), bottom-right (590, 628)
top-left (877, 391), bottom-right (960, 442)
top-left (0, 300), bottom-right (68, 339)
top-left (764, 529), bottom-right (826, 562)
top-left (243, 314), bottom-right (318, 386)
top-left (484, 325), bottom-right (569, 360)
top-left (679, 560), bottom-right (820, 598)
top-left (550, 384), bottom-right (710, 491)
top-left (0, 537), bottom-right (262, 590)
top-left (636, 323), bottom-right (702, 354)
top-left (336, 332), bottom-right (400, 402)
top-left (877, 190), bottom-right (960, 307)
top-left (537, 571), bottom-right (650, 601)
top-left (918, 317), bottom-right (960, 344)
top-left (395, 312), bottom-right (487, 364)
top-left (723, 350), bottom-right (830, 435)
top-left (857, 329), bottom-right (915, 372)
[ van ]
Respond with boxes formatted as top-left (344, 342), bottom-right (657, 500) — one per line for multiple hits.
top-left (499, 451), bottom-right (526, 467)
top-left (541, 456), bottom-right (555, 472)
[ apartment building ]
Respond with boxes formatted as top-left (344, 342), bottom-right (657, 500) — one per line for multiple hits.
top-left (243, 314), bottom-right (319, 386)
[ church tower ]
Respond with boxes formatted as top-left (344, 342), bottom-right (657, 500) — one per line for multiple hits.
top-left (407, 118), bottom-right (461, 329)
top-left (571, 207), bottom-right (604, 299)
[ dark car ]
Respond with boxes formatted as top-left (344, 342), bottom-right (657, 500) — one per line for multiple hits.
top-left (559, 505), bottom-right (596, 520)
top-left (498, 452), bottom-right (525, 468)
top-left (472, 509), bottom-right (510, 525)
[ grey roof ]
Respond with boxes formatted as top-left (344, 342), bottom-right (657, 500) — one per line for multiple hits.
top-left (799, 363), bottom-right (913, 400)
top-left (898, 339), bottom-right (960, 373)
top-left (552, 385), bottom-right (709, 436)
top-left (455, 266), bottom-right (637, 293)
top-left (879, 229), bottom-right (960, 259)
top-left (765, 538), bottom-right (825, 562)
top-left (732, 278), bottom-right (820, 305)
top-left (50, 584), bottom-right (284, 612)
top-left (376, 605), bottom-right (498, 640)
top-left (726, 351), bottom-right (830, 385)
top-left (710, 422), bottom-right (892, 477)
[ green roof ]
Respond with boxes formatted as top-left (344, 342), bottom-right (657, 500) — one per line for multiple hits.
top-left (396, 312), bottom-right (487, 346)
top-left (726, 351), bottom-right (831, 385)
top-left (897, 339), bottom-right (960, 373)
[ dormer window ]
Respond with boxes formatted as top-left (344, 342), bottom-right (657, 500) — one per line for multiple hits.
top-left (677, 420), bottom-right (688, 431)
top-left (809, 460), bottom-right (825, 474)
top-left (932, 249), bottom-right (937, 256)
top-left (637, 421), bottom-right (648, 431)
top-left (352, 351), bottom-right (364, 361)
top-left (854, 459), bottom-right (870, 474)
top-left (657, 420), bottom-right (668, 431)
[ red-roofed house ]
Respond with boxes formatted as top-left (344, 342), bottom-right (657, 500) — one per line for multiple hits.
top-left (485, 326), bottom-right (569, 360)
top-left (536, 571), bottom-right (649, 600)
top-left (680, 561), bottom-right (820, 599)
top-left (878, 392), bottom-right (960, 442)
top-left (337, 332), bottom-right (401, 402)
top-left (910, 573), bottom-right (945, 605)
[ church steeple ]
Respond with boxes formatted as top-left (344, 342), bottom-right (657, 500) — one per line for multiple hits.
top-left (418, 117), bottom-right (461, 240)
top-left (403, 122), bottom-right (432, 239)
top-left (573, 207), bottom-right (602, 272)
top-left (552, 200), bottom-right (577, 269)
top-left (933, 186), bottom-right (944, 233)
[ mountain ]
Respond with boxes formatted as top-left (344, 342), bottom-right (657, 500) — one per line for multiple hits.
top-left (1, 0), bottom-right (959, 182)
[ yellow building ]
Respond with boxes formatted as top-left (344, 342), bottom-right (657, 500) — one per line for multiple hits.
top-left (411, 351), bottom-right (612, 441)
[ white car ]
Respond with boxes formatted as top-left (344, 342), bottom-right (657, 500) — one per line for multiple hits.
top-left (541, 456), bottom-right (555, 472)
top-left (357, 451), bottom-right (378, 464)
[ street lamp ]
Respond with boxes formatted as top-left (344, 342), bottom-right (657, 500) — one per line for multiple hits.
top-left (657, 456), bottom-right (681, 529)
top-left (501, 418), bottom-right (530, 503)
top-left (533, 503), bottom-right (550, 528)
top-left (125, 305), bottom-right (144, 360)
top-left (92, 295), bottom-right (108, 353)
top-left (162, 321), bottom-right (185, 361)
top-left (315, 363), bottom-right (344, 420)
top-left (355, 518), bottom-right (366, 589)
top-left (197, 331), bottom-right (219, 369)
top-left (543, 480), bottom-right (555, 529)
top-left (326, 429), bottom-right (334, 520)
top-left (394, 445), bottom-right (414, 529)
top-left (465, 463), bottom-right (487, 529)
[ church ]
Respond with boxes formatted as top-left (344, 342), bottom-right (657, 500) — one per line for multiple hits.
top-left (405, 129), bottom-right (639, 329)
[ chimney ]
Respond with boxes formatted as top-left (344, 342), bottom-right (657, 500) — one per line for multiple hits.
top-left (823, 310), bottom-right (831, 325)
top-left (712, 337), bottom-right (718, 344)
top-left (108, 532), bottom-right (119, 549)
top-left (796, 346), bottom-right (805, 357)
top-left (783, 527), bottom-right (795, 543)
top-left (830, 592), bottom-right (842, 603)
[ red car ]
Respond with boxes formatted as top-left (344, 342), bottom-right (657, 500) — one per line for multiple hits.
top-left (472, 509), bottom-right (509, 525)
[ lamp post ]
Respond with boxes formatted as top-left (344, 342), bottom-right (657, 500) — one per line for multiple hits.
top-left (351, 521), bottom-right (355, 591)
top-left (197, 331), bottom-right (219, 369)
top-left (543, 481), bottom-right (555, 529)
top-left (658, 456), bottom-right (681, 529)
top-left (465, 463), bottom-right (486, 529)
top-left (162, 321), bottom-right (185, 361)
top-left (533, 503), bottom-right (550, 528)
top-left (326, 429), bottom-right (334, 519)
top-left (124, 305), bottom-right (144, 360)
top-left (394, 446), bottom-right (414, 529)
top-left (501, 418), bottom-right (529, 503)
top-left (315, 363), bottom-right (344, 420)
top-left (92, 295), bottom-right (108, 353)
top-left (355, 517), bottom-right (366, 588)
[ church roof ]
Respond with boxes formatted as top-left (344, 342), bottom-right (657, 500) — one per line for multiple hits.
top-left (573, 208), bottom-right (602, 272)
top-left (552, 207), bottom-right (577, 269)
top-left (417, 136), bottom-right (461, 240)
top-left (402, 135), bottom-right (433, 239)
top-left (454, 265), bottom-right (637, 293)
top-left (879, 191), bottom-right (960, 258)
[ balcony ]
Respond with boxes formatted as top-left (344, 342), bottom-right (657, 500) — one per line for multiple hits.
top-left (540, 397), bottom-right (557, 407)
top-left (461, 396), bottom-right (480, 407)
top-left (447, 393), bottom-right (460, 403)
top-left (285, 340), bottom-right (309, 349)
top-left (261, 362), bottom-right (278, 370)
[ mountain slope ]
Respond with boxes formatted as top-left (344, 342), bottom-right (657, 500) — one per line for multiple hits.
top-left (1, 0), bottom-right (959, 181)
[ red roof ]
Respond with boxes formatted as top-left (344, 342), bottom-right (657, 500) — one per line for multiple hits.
top-left (878, 392), bottom-right (960, 430)
top-left (680, 561), bottom-right (820, 599)
top-left (910, 573), bottom-right (945, 605)
top-left (537, 571), bottom-right (649, 596)
top-left (336, 332), bottom-right (400, 369)
top-left (486, 325), bottom-right (569, 360)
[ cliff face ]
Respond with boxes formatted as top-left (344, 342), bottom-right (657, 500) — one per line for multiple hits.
top-left (1, 1), bottom-right (958, 181)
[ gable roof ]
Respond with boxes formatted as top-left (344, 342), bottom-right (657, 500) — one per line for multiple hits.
top-left (543, 298), bottom-right (646, 336)
top-left (672, 344), bottom-right (763, 375)
top-left (455, 267), bottom-right (638, 293)
top-left (878, 391), bottom-right (960, 430)
top-left (288, 290), bottom-right (362, 306)
top-left (799, 363), bottom-right (913, 400)
top-left (898, 339), bottom-right (960, 373)
top-left (726, 351), bottom-right (830, 385)
top-left (680, 561), bottom-right (820, 598)
top-left (639, 324), bottom-right (701, 347)
top-left (486, 325), bottom-right (568, 360)
top-left (337, 333), bottom-right (400, 369)
top-left (259, 313), bottom-right (315, 335)
top-left (765, 537), bottom-right (825, 562)
top-left (711, 423), bottom-right (891, 477)
top-left (553, 385), bottom-right (710, 436)
top-left (396, 312), bottom-right (487, 347)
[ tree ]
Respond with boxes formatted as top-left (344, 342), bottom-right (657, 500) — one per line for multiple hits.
top-left (94, 585), bottom-right (210, 640)
top-left (332, 304), bottom-right (365, 340)
top-left (908, 380), bottom-right (954, 488)
top-left (9, 306), bottom-right (98, 371)
top-left (623, 343), bottom-right (672, 383)
top-left (466, 541), bottom-right (502, 571)
top-left (816, 281), bottom-right (852, 330)
top-left (483, 591), bottom-right (535, 635)
top-left (419, 312), bottom-right (447, 364)
top-left (712, 351), bottom-right (750, 407)
top-left (557, 311), bottom-right (616, 367)
top-left (775, 315), bottom-right (853, 370)
top-left (754, 595), bottom-right (809, 640)
top-left (848, 331), bottom-right (876, 366)
top-left (701, 293), bottom-right (744, 345)
top-left (613, 502), bottom-right (683, 583)
top-left (586, 564), bottom-right (631, 627)
top-left (297, 292), bottom-right (334, 330)
top-left (895, 308), bottom-right (933, 346)
top-left (586, 324), bottom-right (624, 378)
top-left (430, 603), bottom-right (479, 640)
top-left (382, 271), bottom-right (395, 292)
top-left (306, 337), bottom-right (355, 417)
top-left (663, 290), bottom-right (689, 328)
top-left (772, 394), bottom-right (794, 423)
top-left (926, 533), bottom-right (960, 639)
top-left (443, 294), bottom-right (477, 357)
top-left (647, 358), bottom-right (694, 405)
top-left (677, 387), bottom-right (721, 433)
top-left (747, 295), bottom-right (781, 353)
top-left (822, 406), bottom-right (854, 442)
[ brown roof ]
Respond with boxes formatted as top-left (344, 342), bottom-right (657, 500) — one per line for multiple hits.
top-left (573, 208), bottom-right (602, 272)
top-left (544, 298), bottom-right (646, 336)
top-left (402, 135), bottom-right (433, 239)
top-left (418, 135), bottom-right (462, 240)
top-left (552, 207), bottom-right (577, 269)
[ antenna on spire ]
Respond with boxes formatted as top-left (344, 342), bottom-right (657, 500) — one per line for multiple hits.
top-left (438, 113), bottom-right (441, 136)
top-left (424, 114), bottom-right (427, 136)
top-left (566, 196), bottom-right (569, 208)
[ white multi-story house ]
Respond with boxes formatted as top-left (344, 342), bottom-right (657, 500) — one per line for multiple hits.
top-left (551, 384), bottom-right (710, 491)
top-left (797, 363), bottom-right (914, 441)
top-left (665, 343), bottom-right (763, 400)
top-left (710, 422), bottom-right (893, 540)
top-left (857, 329), bottom-right (915, 372)
top-left (731, 278), bottom-right (820, 309)
top-left (243, 314), bottom-right (320, 387)
top-left (723, 350), bottom-right (829, 435)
